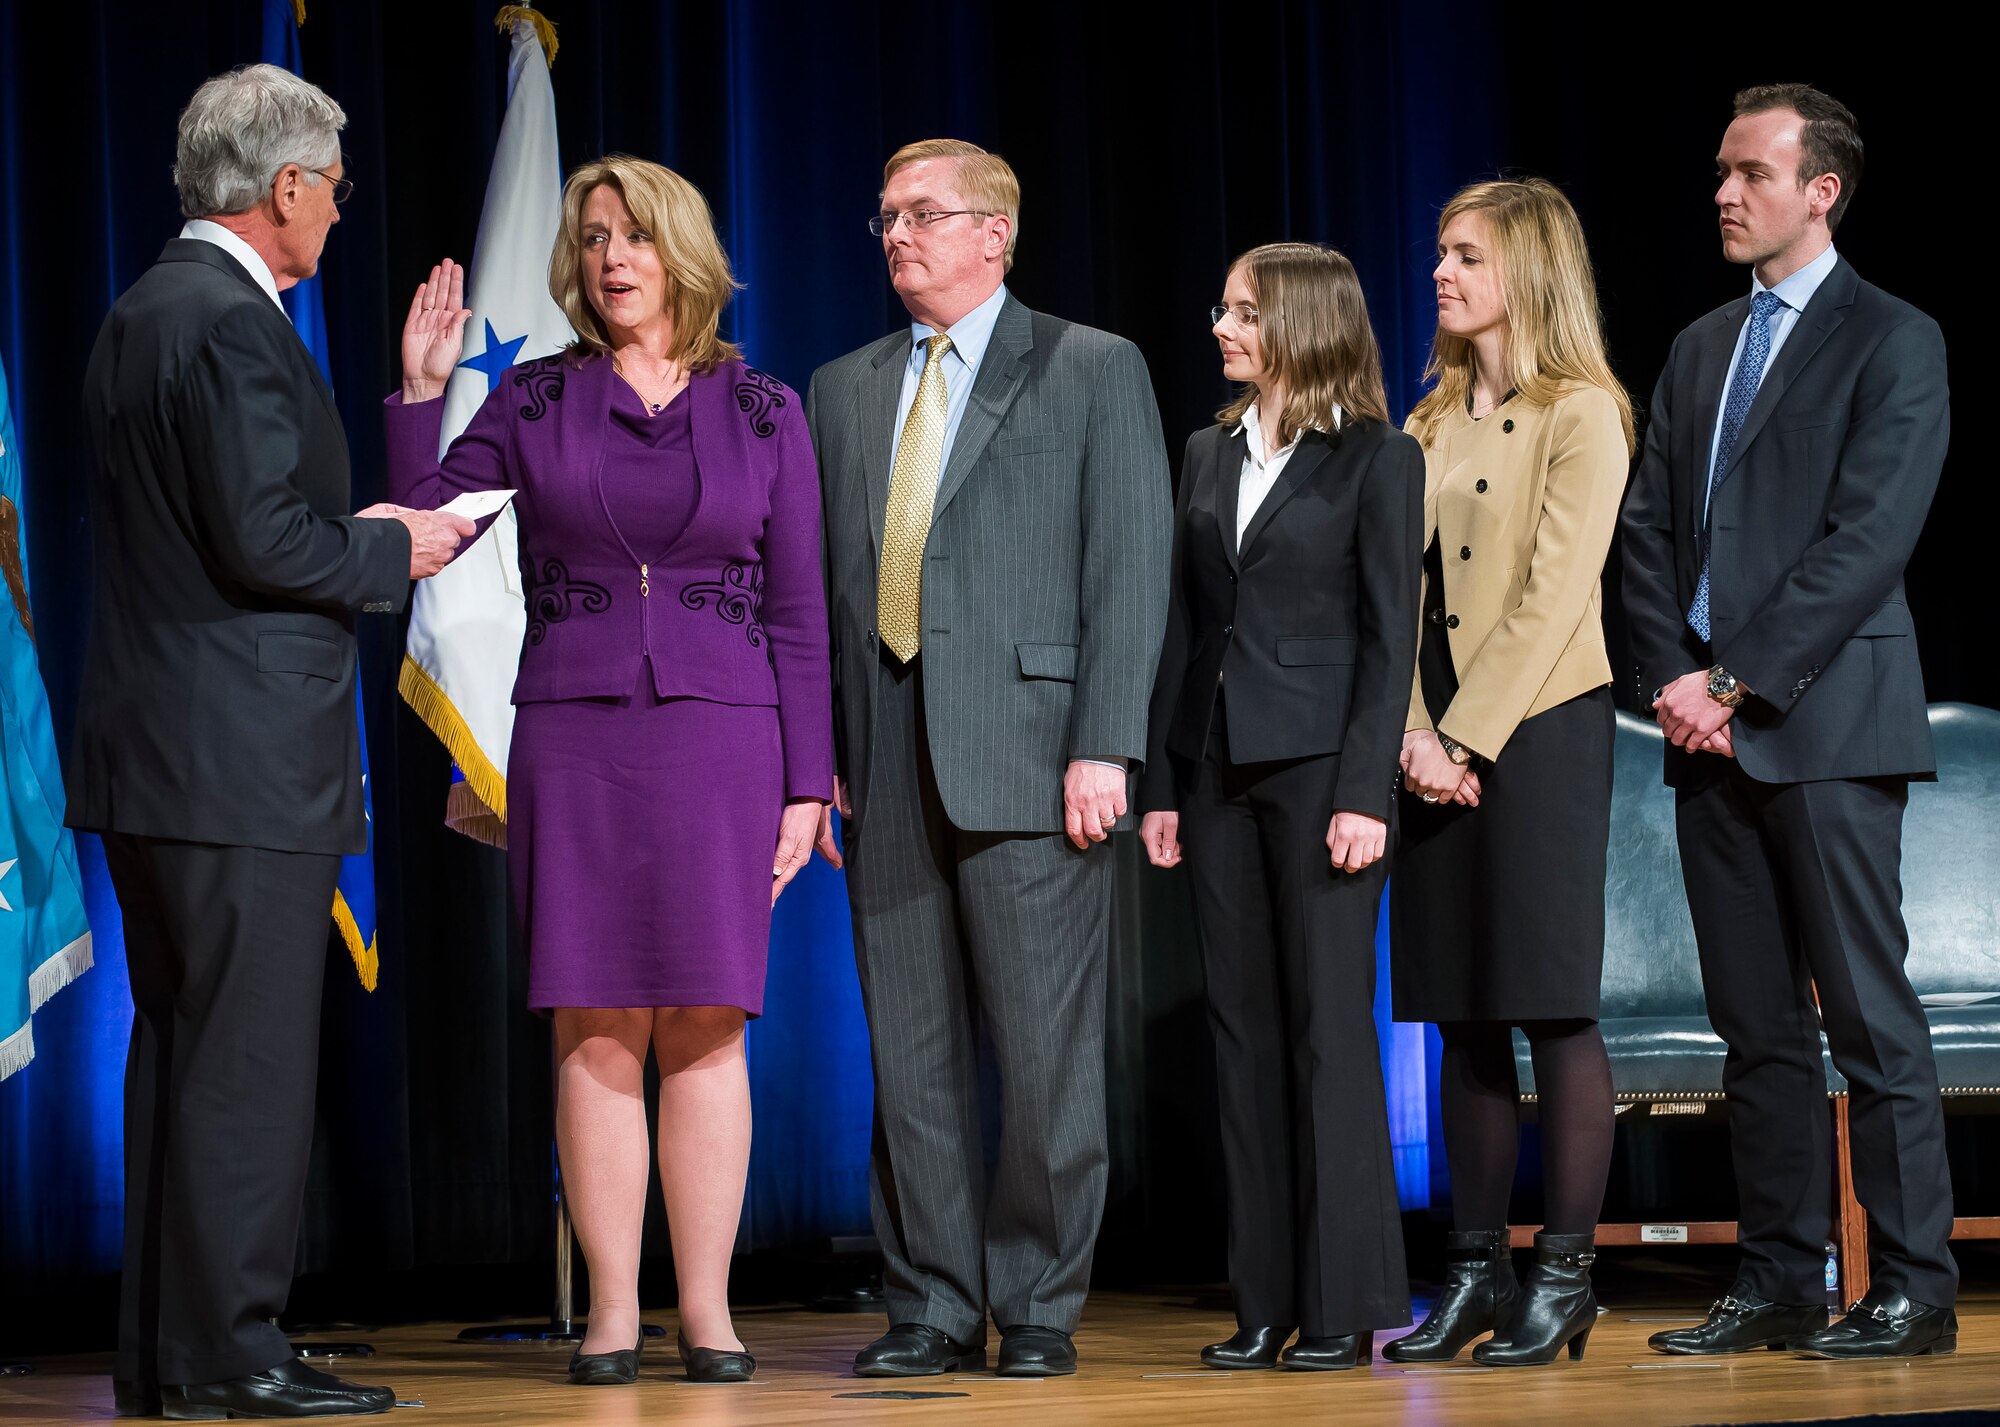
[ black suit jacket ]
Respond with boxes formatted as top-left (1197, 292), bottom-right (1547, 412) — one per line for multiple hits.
top-left (1140, 417), bottom-right (1423, 819)
top-left (67, 240), bottom-right (410, 855)
top-left (1621, 257), bottom-right (1949, 788)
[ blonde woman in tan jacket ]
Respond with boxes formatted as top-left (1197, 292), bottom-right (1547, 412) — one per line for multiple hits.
top-left (1384, 178), bottom-right (1634, 1369)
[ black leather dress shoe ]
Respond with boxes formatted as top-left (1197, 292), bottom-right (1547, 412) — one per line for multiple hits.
top-left (162, 1357), bottom-right (394, 1419)
top-left (1199, 1325), bottom-right (1294, 1369)
top-left (567, 1334), bottom-right (642, 1385)
top-left (678, 1329), bottom-right (755, 1383)
top-left (854, 1324), bottom-right (985, 1377)
top-left (997, 1325), bottom-right (1076, 1377)
top-left (1280, 1333), bottom-right (1371, 1371)
top-left (1648, 1290), bottom-right (1827, 1355)
top-left (115, 1377), bottom-right (162, 1417)
top-left (1789, 1289), bottom-right (1956, 1359)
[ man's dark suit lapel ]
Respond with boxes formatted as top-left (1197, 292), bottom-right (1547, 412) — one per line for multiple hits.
top-left (931, 295), bottom-right (1032, 523)
top-left (862, 332), bottom-right (911, 560)
top-left (1684, 299), bottom-right (1745, 542)
top-left (1238, 428), bottom-right (1337, 560)
top-left (1711, 258), bottom-right (1857, 500)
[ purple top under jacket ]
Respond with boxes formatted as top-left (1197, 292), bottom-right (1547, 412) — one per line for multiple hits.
top-left (384, 354), bottom-right (834, 802)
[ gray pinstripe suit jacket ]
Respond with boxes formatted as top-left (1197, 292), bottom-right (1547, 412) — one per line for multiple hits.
top-left (807, 293), bottom-right (1172, 834)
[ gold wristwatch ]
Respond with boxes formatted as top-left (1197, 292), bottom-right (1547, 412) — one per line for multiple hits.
top-left (1437, 732), bottom-right (1474, 766)
top-left (1707, 665), bottom-right (1748, 709)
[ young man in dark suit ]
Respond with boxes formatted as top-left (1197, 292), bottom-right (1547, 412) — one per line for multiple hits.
top-left (1622, 83), bottom-right (1956, 1359)
top-left (70, 64), bottom-right (469, 1419)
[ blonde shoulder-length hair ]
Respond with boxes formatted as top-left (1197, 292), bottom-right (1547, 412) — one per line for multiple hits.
top-left (1407, 178), bottom-right (1634, 452)
top-left (1217, 242), bottom-right (1390, 444)
top-left (548, 154), bottom-right (742, 370)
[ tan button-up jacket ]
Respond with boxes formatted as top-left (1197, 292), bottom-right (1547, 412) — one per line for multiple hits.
top-left (1405, 384), bottom-right (1631, 760)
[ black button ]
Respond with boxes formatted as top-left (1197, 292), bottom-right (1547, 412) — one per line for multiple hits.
top-left (1502, 419), bottom-right (1515, 433)
top-left (1475, 479), bottom-right (1488, 493)
top-left (1459, 546), bottom-right (1471, 561)
top-left (1428, 608), bottom-right (1445, 624)
top-left (867, 628), bottom-right (877, 642)
top-left (1223, 625), bottom-right (1234, 636)
top-left (1446, 614), bottom-right (1460, 629)
top-left (1227, 572), bottom-right (1237, 582)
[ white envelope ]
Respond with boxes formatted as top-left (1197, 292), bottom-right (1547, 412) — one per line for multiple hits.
top-left (439, 488), bottom-right (518, 520)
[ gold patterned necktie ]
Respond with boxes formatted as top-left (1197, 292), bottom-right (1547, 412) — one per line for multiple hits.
top-left (877, 333), bottom-right (954, 662)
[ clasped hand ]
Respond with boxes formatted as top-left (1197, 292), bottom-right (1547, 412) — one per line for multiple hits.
top-left (1401, 729), bottom-right (1482, 807)
top-left (1653, 670), bottom-right (1735, 757)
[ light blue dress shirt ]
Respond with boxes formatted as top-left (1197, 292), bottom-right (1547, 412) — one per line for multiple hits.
top-left (890, 282), bottom-right (1008, 484)
top-left (1702, 243), bottom-right (1840, 520)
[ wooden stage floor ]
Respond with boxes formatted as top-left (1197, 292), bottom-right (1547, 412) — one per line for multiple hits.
top-left (7, 1290), bottom-right (1999, 1426)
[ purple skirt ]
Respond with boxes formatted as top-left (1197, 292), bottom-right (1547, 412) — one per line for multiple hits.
top-left (509, 683), bottom-right (782, 1013)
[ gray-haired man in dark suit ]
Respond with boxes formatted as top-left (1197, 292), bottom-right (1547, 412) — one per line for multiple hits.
top-left (809, 138), bottom-right (1171, 1379)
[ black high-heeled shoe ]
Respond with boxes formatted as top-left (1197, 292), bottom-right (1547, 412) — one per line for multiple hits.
top-left (678, 1328), bottom-right (756, 1383)
top-left (567, 1333), bottom-right (643, 1385)
top-left (1280, 1332), bottom-right (1373, 1371)
top-left (1472, 1232), bottom-right (1598, 1366)
top-left (1199, 1325), bottom-right (1294, 1369)
top-left (1383, 1229), bottom-right (1521, 1362)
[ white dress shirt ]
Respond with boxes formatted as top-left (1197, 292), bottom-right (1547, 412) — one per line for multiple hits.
top-left (1702, 242), bottom-right (1839, 520)
top-left (1235, 401), bottom-right (1341, 551)
top-left (179, 219), bottom-right (289, 320)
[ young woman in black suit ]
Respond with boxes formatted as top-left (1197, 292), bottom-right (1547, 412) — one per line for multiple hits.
top-left (1140, 243), bottom-right (1423, 1371)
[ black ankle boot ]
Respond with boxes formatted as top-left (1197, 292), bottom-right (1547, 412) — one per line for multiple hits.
top-left (1384, 1229), bottom-right (1521, 1362)
top-left (1471, 1231), bottom-right (1597, 1366)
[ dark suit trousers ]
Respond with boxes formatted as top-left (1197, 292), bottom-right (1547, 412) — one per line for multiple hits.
top-left (1675, 764), bottom-right (1957, 1306)
top-left (106, 833), bottom-right (341, 1387)
top-left (1178, 698), bottom-right (1410, 1335)
top-left (844, 651), bottom-right (1112, 1341)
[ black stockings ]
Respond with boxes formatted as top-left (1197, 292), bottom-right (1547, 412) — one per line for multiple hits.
top-left (1437, 1018), bottom-right (1614, 1235)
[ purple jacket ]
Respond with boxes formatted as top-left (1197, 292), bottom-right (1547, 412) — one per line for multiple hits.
top-left (384, 354), bottom-right (833, 801)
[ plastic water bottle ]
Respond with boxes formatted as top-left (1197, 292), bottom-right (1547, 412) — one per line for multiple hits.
top-left (1824, 1241), bottom-right (1841, 1308)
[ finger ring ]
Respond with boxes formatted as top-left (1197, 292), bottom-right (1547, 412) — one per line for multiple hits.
top-left (1421, 793), bottom-right (1439, 803)
top-left (1100, 814), bottom-right (1116, 825)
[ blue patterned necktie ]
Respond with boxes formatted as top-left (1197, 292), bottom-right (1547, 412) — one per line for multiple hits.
top-left (1689, 288), bottom-right (1786, 642)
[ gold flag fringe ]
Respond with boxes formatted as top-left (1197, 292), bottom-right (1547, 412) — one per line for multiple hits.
top-left (332, 891), bottom-right (378, 991)
top-left (494, 4), bottom-right (558, 65)
top-left (398, 652), bottom-right (510, 827)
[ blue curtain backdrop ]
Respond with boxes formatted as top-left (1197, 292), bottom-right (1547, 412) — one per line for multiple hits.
top-left (2, 0), bottom-right (1981, 1339)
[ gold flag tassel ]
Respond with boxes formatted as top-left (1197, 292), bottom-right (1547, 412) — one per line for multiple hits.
top-left (291, 1), bottom-right (306, 23)
top-left (494, 4), bottom-right (558, 64)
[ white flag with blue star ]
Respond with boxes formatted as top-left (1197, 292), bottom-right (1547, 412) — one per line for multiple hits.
top-left (397, 8), bottom-right (569, 846)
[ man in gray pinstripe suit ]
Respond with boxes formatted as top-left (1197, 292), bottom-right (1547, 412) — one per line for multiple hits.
top-left (809, 139), bottom-right (1171, 1378)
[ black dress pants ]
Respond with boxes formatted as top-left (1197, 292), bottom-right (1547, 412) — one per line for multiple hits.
top-left (1675, 763), bottom-right (1957, 1307)
top-left (1178, 702), bottom-right (1409, 1335)
top-left (106, 833), bottom-right (342, 1388)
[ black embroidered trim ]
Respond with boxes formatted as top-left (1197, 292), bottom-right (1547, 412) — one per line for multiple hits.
top-left (524, 558), bottom-right (611, 646)
top-left (679, 563), bottom-right (766, 648)
top-left (513, 357), bottom-right (567, 422)
top-left (733, 367), bottom-right (787, 438)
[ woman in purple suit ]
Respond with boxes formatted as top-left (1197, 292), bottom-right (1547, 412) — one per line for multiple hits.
top-left (386, 157), bottom-right (832, 1387)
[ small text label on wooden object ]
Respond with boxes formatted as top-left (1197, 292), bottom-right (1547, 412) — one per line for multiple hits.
top-left (1641, 1224), bottom-right (1691, 1244)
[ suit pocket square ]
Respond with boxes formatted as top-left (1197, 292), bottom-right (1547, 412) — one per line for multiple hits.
top-left (257, 630), bottom-right (344, 681)
top-left (1016, 641), bottom-right (1080, 680)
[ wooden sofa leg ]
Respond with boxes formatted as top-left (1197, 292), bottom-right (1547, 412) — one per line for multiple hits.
top-left (1833, 1097), bottom-right (1869, 1306)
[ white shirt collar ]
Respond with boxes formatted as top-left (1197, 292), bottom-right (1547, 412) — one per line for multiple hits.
top-left (1237, 400), bottom-right (1341, 468)
top-left (180, 219), bottom-right (288, 318)
top-left (908, 282), bottom-right (1007, 376)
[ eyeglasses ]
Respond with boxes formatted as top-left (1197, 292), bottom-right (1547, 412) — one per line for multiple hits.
top-left (868, 208), bottom-right (994, 237)
top-left (1210, 304), bottom-right (1259, 329)
top-left (310, 167), bottom-right (355, 205)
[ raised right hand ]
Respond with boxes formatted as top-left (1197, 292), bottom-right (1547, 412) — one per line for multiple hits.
top-left (401, 259), bottom-right (472, 403)
top-left (1140, 810), bottom-right (1182, 868)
